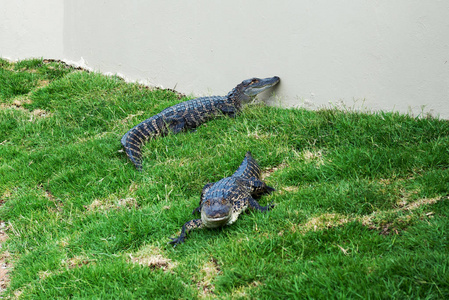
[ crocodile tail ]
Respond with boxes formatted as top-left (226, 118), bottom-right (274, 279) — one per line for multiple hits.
top-left (121, 129), bottom-right (144, 170)
top-left (121, 116), bottom-right (163, 170)
top-left (232, 151), bottom-right (261, 179)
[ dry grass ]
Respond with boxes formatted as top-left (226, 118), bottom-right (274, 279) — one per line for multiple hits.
top-left (128, 245), bottom-right (176, 272)
top-left (0, 223), bottom-right (11, 295)
top-left (261, 162), bottom-right (288, 179)
top-left (84, 197), bottom-right (138, 212)
top-left (61, 255), bottom-right (93, 269)
top-left (291, 196), bottom-right (445, 236)
top-left (195, 257), bottom-right (220, 298)
top-left (0, 98), bottom-right (52, 119)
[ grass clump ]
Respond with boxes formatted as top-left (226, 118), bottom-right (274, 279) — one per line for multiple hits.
top-left (0, 58), bottom-right (448, 298)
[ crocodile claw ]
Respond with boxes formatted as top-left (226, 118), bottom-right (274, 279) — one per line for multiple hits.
top-left (261, 201), bottom-right (275, 212)
top-left (169, 236), bottom-right (185, 247)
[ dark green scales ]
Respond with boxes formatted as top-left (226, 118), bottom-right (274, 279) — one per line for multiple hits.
top-left (169, 151), bottom-right (275, 246)
top-left (121, 76), bottom-right (280, 170)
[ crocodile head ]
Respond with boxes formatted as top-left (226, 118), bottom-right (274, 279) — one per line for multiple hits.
top-left (228, 76), bottom-right (280, 103)
top-left (201, 198), bottom-right (233, 228)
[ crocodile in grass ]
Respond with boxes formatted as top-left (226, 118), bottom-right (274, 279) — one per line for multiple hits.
top-left (121, 76), bottom-right (280, 170)
top-left (169, 151), bottom-right (275, 246)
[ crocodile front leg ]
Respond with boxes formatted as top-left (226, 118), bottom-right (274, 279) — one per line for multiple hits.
top-left (218, 103), bottom-right (238, 118)
top-left (169, 219), bottom-right (204, 247)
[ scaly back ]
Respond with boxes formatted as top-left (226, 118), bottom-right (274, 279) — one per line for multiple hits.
top-left (232, 151), bottom-right (261, 179)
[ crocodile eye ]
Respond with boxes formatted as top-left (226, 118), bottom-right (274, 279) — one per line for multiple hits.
top-left (205, 200), bottom-right (210, 206)
top-left (221, 198), bottom-right (227, 205)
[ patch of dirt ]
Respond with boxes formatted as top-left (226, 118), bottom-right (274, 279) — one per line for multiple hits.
top-left (302, 149), bottom-right (323, 161)
top-left (246, 129), bottom-right (274, 141)
top-left (360, 196), bottom-right (442, 232)
top-left (293, 196), bottom-right (445, 236)
top-left (12, 99), bottom-right (32, 107)
top-left (57, 237), bottom-right (70, 248)
top-left (120, 111), bottom-right (145, 125)
top-left (40, 186), bottom-right (64, 213)
top-left (0, 222), bottom-right (11, 295)
top-left (84, 197), bottom-right (138, 212)
top-left (296, 148), bottom-right (325, 167)
top-left (403, 197), bottom-right (439, 211)
top-left (37, 270), bottom-right (53, 280)
top-left (62, 255), bottom-right (95, 269)
top-left (280, 186), bottom-right (299, 194)
top-left (299, 213), bottom-right (351, 233)
top-left (128, 181), bottom-right (139, 193)
top-left (31, 109), bottom-right (52, 118)
top-left (42, 59), bottom-right (89, 72)
top-left (195, 257), bottom-right (220, 298)
top-left (128, 246), bottom-right (176, 272)
top-left (0, 99), bottom-right (31, 112)
top-left (231, 281), bottom-right (263, 298)
top-left (37, 79), bottom-right (50, 88)
top-left (261, 148), bottom-right (324, 179)
top-left (1, 190), bottom-right (12, 202)
top-left (372, 196), bottom-right (444, 235)
top-left (0, 98), bottom-right (52, 120)
top-left (261, 162), bottom-right (288, 180)
top-left (0, 192), bottom-right (12, 295)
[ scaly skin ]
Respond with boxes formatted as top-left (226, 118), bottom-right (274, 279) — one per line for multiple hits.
top-left (169, 151), bottom-right (275, 246)
top-left (121, 76), bottom-right (280, 170)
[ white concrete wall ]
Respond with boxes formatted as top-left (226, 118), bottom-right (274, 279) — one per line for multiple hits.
top-left (0, 0), bottom-right (63, 59)
top-left (1, 1), bottom-right (448, 118)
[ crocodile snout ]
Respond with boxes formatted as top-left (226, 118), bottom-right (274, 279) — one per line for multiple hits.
top-left (206, 203), bottom-right (231, 219)
top-left (201, 199), bottom-right (233, 228)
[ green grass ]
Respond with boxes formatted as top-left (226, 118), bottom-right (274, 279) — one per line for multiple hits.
top-left (1, 58), bottom-right (448, 299)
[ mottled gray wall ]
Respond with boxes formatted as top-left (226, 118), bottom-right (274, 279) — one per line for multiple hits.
top-left (1, 1), bottom-right (448, 118)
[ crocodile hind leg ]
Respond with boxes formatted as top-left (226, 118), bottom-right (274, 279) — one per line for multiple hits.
top-left (248, 178), bottom-right (275, 198)
top-left (167, 118), bottom-right (186, 134)
top-left (219, 103), bottom-right (238, 118)
top-left (236, 177), bottom-right (275, 198)
top-left (169, 219), bottom-right (204, 247)
top-left (248, 197), bottom-right (275, 212)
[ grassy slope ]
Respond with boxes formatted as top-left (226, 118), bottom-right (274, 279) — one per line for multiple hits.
top-left (0, 58), bottom-right (448, 299)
